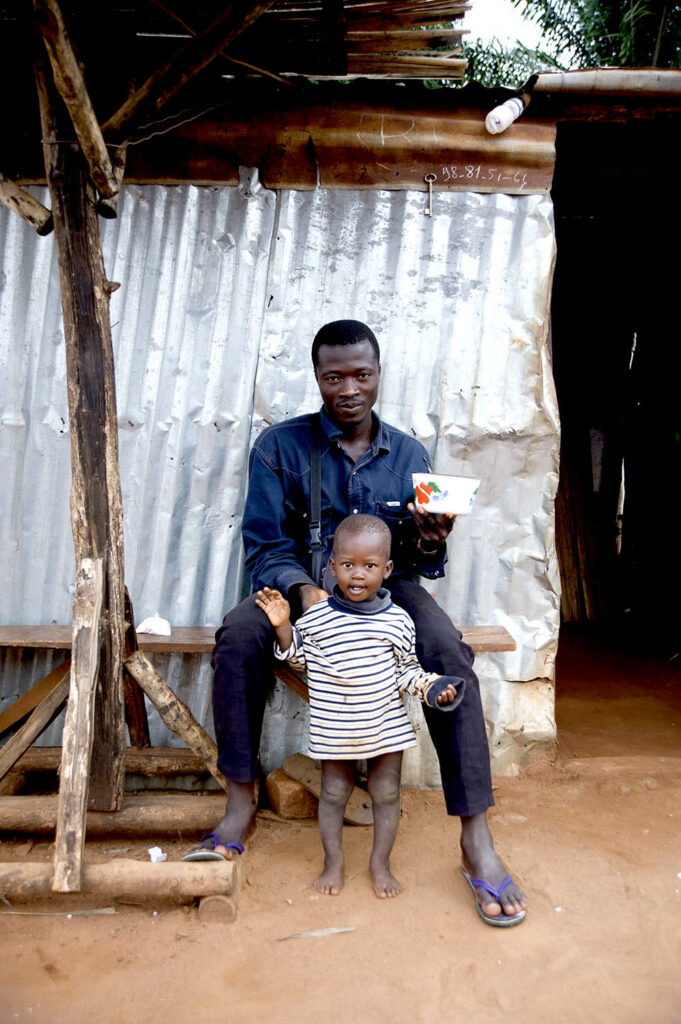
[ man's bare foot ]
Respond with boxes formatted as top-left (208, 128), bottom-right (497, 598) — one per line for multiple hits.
top-left (193, 780), bottom-right (257, 860)
top-left (460, 812), bottom-right (526, 920)
top-left (314, 855), bottom-right (344, 895)
top-left (370, 858), bottom-right (401, 899)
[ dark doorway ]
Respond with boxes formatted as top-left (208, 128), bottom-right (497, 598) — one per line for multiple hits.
top-left (550, 117), bottom-right (681, 653)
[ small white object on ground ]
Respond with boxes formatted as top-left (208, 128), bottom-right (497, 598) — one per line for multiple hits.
top-left (148, 846), bottom-right (167, 863)
top-left (137, 616), bottom-right (171, 635)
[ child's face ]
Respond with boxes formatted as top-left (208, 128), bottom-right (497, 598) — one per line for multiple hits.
top-left (329, 530), bottom-right (393, 603)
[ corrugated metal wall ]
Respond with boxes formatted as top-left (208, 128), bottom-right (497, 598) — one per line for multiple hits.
top-left (0, 180), bottom-right (559, 780)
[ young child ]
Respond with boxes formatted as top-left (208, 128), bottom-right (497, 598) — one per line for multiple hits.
top-left (255, 514), bottom-right (465, 899)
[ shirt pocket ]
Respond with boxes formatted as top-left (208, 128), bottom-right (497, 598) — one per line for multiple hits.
top-left (375, 501), bottom-right (418, 566)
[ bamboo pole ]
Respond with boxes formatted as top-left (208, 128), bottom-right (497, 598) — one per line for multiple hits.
top-left (124, 652), bottom-right (228, 793)
top-left (101, 0), bottom-right (279, 140)
top-left (0, 172), bottom-right (53, 235)
top-left (32, 0), bottom-right (119, 201)
top-left (53, 558), bottom-right (104, 893)
top-left (35, 53), bottom-right (126, 812)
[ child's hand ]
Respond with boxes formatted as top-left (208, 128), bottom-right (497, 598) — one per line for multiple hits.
top-left (436, 683), bottom-right (458, 706)
top-left (255, 587), bottom-right (291, 628)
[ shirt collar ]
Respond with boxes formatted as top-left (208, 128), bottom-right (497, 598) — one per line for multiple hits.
top-left (329, 586), bottom-right (392, 615)
top-left (318, 407), bottom-right (390, 455)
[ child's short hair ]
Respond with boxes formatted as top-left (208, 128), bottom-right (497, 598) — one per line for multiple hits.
top-left (332, 514), bottom-right (392, 559)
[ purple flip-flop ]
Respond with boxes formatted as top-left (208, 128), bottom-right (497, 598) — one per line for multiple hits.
top-left (461, 868), bottom-right (526, 927)
top-left (182, 831), bottom-right (245, 862)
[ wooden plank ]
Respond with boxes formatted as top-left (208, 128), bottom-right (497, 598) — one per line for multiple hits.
top-left (0, 623), bottom-right (516, 654)
top-left (0, 659), bottom-right (71, 735)
top-left (0, 858), bottom-right (236, 901)
top-left (12, 746), bottom-right (217, 776)
top-left (36, 52), bottom-right (127, 812)
top-left (32, 0), bottom-right (119, 200)
top-left (0, 670), bottom-right (70, 783)
top-left (53, 558), bottom-right (104, 893)
top-left (0, 793), bottom-right (226, 835)
top-left (0, 171), bottom-right (53, 234)
top-left (101, 0), bottom-right (279, 140)
top-left (124, 651), bottom-right (228, 793)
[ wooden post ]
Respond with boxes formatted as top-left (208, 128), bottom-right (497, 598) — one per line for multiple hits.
top-left (32, 0), bottom-right (119, 202)
top-left (125, 651), bottom-right (228, 793)
top-left (53, 557), bottom-right (104, 893)
top-left (122, 589), bottom-right (151, 748)
top-left (35, 53), bottom-right (126, 812)
top-left (0, 171), bottom-right (53, 235)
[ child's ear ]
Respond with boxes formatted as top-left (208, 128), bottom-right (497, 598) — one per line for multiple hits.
top-left (383, 559), bottom-right (393, 579)
top-left (328, 556), bottom-right (338, 577)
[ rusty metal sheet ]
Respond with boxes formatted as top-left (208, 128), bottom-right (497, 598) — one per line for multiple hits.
top-left (123, 104), bottom-right (556, 193)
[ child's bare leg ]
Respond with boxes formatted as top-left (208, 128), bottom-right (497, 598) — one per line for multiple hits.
top-left (367, 751), bottom-right (403, 898)
top-left (315, 759), bottom-right (355, 895)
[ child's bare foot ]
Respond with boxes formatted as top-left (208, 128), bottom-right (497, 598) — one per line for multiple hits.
top-left (370, 858), bottom-right (401, 898)
top-left (314, 855), bottom-right (344, 895)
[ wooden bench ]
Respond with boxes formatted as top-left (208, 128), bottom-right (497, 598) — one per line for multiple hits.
top-left (0, 623), bottom-right (516, 655)
top-left (1, 622), bottom-right (516, 711)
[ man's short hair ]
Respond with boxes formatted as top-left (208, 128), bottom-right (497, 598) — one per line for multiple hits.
top-left (332, 514), bottom-right (392, 560)
top-left (311, 320), bottom-right (381, 369)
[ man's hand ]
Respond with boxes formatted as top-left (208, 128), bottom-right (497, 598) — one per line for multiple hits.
top-left (298, 583), bottom-right (329, 612)
top-left (407, 502), bottom-right (456, 549)
top-left (255, 587), bottom-right (291, 628)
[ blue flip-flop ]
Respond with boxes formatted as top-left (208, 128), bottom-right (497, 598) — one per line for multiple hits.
top-left (182, 831), bottom-right (245, 862)
top-left (461, 868), bottom-right (526, 927)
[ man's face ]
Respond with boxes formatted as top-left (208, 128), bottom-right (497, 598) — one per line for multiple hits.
top-left (329, 530), bottom-right (393, 603)
top-left (314, 341), bottom-right (380, 428)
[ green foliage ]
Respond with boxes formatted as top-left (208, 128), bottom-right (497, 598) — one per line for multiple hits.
top-left (461, 36), bottom-right (564, 86)
top-left (459, 1), bottom-right (681, 87)
top-left (514, 0), bottom-right (681, 67)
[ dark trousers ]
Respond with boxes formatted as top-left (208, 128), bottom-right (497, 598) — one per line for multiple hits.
top-left (211, 579), bottom-right (494, 817)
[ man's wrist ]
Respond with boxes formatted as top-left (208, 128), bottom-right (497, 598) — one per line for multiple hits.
top-left (416, 537), bottom-right (443, 556)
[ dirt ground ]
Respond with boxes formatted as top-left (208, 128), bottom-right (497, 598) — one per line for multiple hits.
top-left (1, 624), bottom-right (680, 1024)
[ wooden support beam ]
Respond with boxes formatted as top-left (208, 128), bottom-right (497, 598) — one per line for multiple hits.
top-left (125, 652), bottom-right (228, 793)
top-left (0, 660), bottom-right (71, 736)
top-left (11, 746), bottom-right (217, 777)
top-left (0, 858), bottom-right (236, 903)
top-left (53, 558), bottom-right (104, 894)
top-left (35, 53), bottom-right (127, 812)
top-left (101, 0), bottom-right (279, 141)
top-left (0, 670), bottom-right (70, 783)
top-left (32, 0), bottom-right (119, 202)
top-left (0, 171), bottom-right (53, 235)
top-left (0, 793), bottom-right (226, 835)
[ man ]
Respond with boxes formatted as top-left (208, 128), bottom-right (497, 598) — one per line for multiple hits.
top-left (188, 319), bottom-right (526, 926)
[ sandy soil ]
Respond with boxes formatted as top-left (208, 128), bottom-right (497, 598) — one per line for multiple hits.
top-left (1, 625), bottom-right (680, 1024)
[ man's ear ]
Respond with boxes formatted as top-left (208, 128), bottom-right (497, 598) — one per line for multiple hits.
top-left (383, 559), bottom-right (393, 579)
top-left (328, 556), bottom-right (338, 577)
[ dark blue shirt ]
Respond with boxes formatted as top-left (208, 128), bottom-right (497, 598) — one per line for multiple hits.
top-left (243, 407), bottom-right (447, 594)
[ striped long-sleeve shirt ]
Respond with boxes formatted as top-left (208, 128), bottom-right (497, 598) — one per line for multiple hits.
top-left (274, 592), bottom-right (459, 759)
